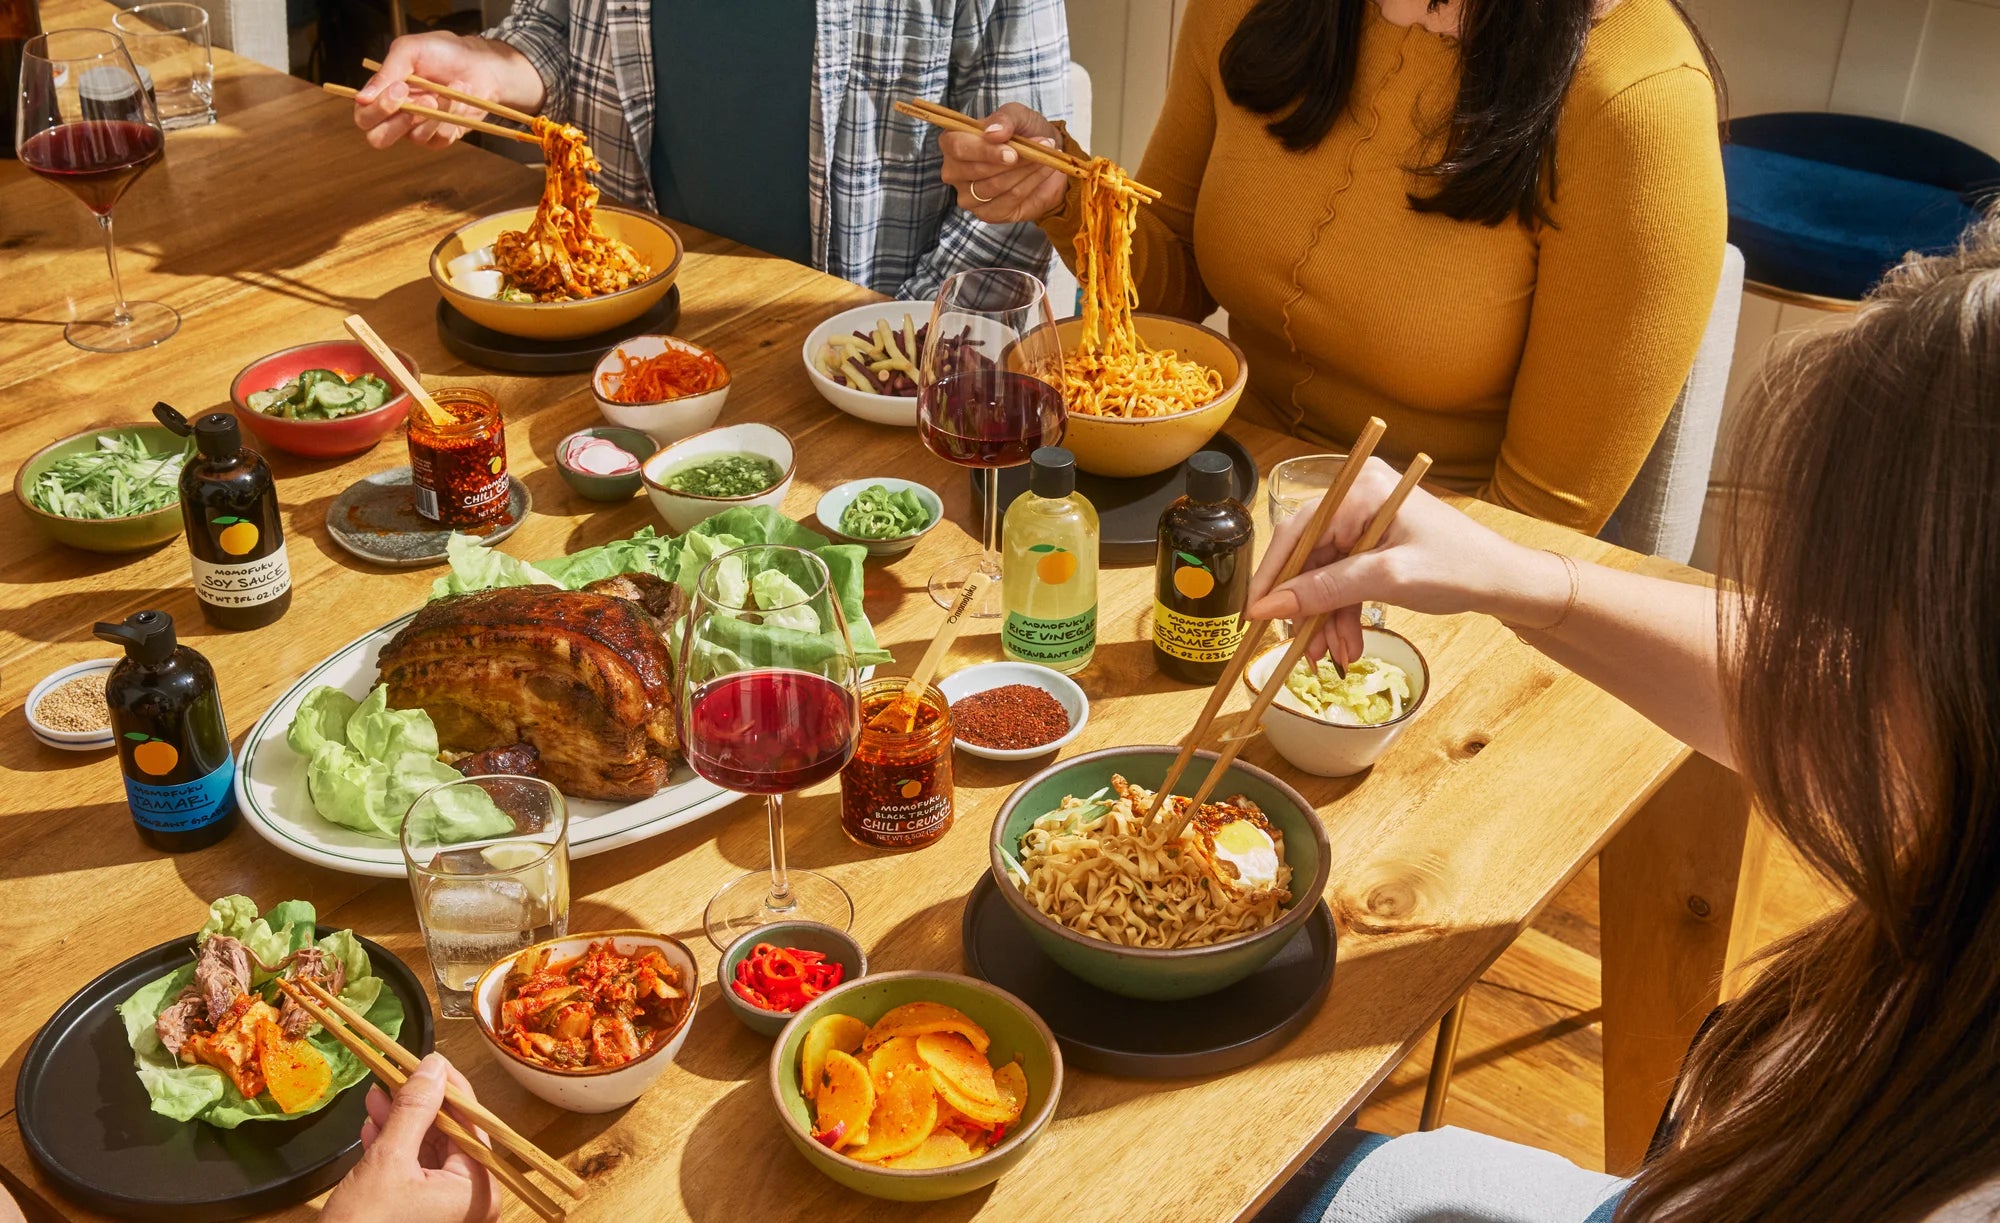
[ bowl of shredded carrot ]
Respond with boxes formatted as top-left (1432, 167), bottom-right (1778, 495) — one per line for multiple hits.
top-left (591, 334), bottom-right (732, 442)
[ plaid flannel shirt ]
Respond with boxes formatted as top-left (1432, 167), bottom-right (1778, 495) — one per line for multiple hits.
top-left (490, 0), bottom-right (1070, 299)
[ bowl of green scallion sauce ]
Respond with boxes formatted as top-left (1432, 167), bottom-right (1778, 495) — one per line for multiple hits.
top-left (15, 424), bottom-right (192, 552)
top-left (815, 478), bottom-right (943, 557)
top-left (641, 422), bottom-right (795, 532)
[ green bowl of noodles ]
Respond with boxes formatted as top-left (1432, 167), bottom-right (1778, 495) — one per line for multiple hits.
top-left (988, 746), bottom-right (1330, 1001)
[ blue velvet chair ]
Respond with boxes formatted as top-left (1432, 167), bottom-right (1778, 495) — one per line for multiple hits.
top-left (1723, 112), bottom-right (1999, 307)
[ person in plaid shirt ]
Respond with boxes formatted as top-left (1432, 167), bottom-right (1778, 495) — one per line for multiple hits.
top-left (352, 0), bottom-right (1070, 301)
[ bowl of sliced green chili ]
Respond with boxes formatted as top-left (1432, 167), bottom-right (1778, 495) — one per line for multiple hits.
top-left (15, 424), bottom-right (192, 553)
top-left (815, 478), bottom-right (942, 557)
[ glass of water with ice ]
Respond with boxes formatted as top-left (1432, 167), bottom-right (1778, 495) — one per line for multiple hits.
top-left (401, 775), bottom-right (570, 1018)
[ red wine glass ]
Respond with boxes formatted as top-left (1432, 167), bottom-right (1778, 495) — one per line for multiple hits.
top-left (918, 267), bottom-right (1066, 616)
top-left (679, 544), bottom-right (861, 948)
top-left (16, 28), bottom-right (178, 352)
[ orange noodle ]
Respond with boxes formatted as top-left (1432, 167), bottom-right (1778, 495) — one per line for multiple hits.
top-left (1061, 158), bottom-right (1224, 418)
top-left (493, 118), bottom-right (650, 301)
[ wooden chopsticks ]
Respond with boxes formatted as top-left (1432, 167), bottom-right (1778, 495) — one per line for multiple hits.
top-left (361, 58), bottom-right (541, 128)
top-left (1157, 452), bottom-right (1432, 842)
top-left (277, 978), bottom-right (584, 1219)
top-left (1143, 418), bottom-right (1388, 820)
top-left (322, 81), bottom-right (540, 147)
top-left (893, 98), bottom-right (1163, 202)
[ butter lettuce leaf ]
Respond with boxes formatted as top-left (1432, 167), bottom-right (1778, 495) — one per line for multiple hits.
top-left (287, 685), bottom-right (510, 842)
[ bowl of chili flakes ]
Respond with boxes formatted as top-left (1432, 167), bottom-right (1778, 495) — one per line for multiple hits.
top-left (937, 663), bottom-right (1088, 763)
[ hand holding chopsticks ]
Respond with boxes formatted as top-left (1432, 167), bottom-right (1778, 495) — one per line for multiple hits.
top-left (896, 98), bottom-right (1162, 202)
top-left (324, 80), bottom-right (540, 147)
top-left (278, 978), bottom-right (583, 1219)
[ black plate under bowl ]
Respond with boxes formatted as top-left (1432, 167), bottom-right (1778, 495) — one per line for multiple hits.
top-left (435, 284), bottom-right (682, 374)
top-left (17, 929), bottom-right (434, 1221)
top-left (976, 430), bottom-right (1260, 565)
top-left (961, 872), bottom-right (1334, 1078)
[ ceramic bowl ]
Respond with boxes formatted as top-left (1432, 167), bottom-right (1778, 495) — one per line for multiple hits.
top-left (25, 658), bottom-right (118, 752)
top-left (801, 301), bottom-right (932, 428)
top-left (814, 478), bottom-right (944, 557)
top-left (937, 662), bottom-right (1088, 762)
top-left (556, 426), bottom-right (653, 501)
top-left (769, 970), bottom-right (1062, 1201)
top-left (989, 746), bottom-right (1330, 1000)
top-left (430, 207), bottom-right (683, 341)
top-left (640, 422), bottom-right (795, 533)
top-left (1050, 314), bottom-right (1246, 479)
top-left (591, 334), bottom-right (731, 442)
top-left (229, 340), bottom-right (417, 459)
top-left (472, 931), bottom-right (699, 1113)
top-left (14, 424), bottom-right (187, 553)
top-left (1243, 628), bottom-right (1431, 778)
top-left (719, 921), bottom-right (869, 1038)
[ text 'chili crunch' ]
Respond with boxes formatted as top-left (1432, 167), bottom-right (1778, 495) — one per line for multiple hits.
top-left (950, 684), bottom-right (1071, 751)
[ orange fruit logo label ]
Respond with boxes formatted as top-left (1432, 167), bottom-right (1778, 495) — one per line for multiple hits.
top-left (125, 732), bottom-right (179, 776)
top-left (897, 780), bottom-right (922, 799)
top-left (1028, 543), bottom-right (1075, 585)
top-left (1172, 552), bottom-right (1215, 600)
top-left (214, 516), bottom-right (259, 556)
top-left (488, 456), bottom-right (505, 475)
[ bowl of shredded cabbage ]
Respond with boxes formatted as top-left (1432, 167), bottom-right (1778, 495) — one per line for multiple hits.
top-left (14, 424), bottom-right (191, 553)
top-left (1243, 627), bottom-right (1430, 777)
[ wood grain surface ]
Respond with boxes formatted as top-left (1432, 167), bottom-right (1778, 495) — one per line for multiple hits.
top-left (0, 4), bottom-right (1756, 1216)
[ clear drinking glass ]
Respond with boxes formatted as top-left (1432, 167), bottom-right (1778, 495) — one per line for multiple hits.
top-left (1267, 452), bottom-right (1386, 633)
top-left (679, 545), bottom-right (860, 948)
top-left (17, 27), bottom-right (179, 352)
top-left (110, 4), bottom-right (212, 129)
top-left (917, 267), bottom-right (1067, 617)
top-left (402, 775), bottom-right (571, 1018)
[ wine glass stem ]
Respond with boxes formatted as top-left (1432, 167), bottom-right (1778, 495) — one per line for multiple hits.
top-left (981, 468), bottom-right (1000, 558)
top-left (97, 214), bottom-right (132, 326)
top-left (764, 793), bottom-right (794, 912)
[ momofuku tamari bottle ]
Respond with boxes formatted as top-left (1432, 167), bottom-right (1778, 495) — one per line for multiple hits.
top-left (1000, 447), bottom-right (1099, 674)
top-left (95, 610), bottom-right (237, 852)
top-left (155, 402), bottom-right (292, 630)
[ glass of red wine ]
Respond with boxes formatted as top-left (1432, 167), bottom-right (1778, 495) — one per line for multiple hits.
top-left (16, 28), bottom-right (179, 352)
top-left (918, 267), bottom-right (1066, 615)
top-left (679, 544), bottom-right (861, 948)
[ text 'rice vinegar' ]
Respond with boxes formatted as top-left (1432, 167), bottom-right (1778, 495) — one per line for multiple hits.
top-left (1001, 447), bottom-right (1098, 674)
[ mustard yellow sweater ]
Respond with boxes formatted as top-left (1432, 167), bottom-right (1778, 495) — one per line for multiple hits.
top-left (1043, 0), bottom-right (1727, 531)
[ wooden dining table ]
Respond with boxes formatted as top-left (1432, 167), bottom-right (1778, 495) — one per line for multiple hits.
top-left (0, 4), bottom-right (1765, 1218)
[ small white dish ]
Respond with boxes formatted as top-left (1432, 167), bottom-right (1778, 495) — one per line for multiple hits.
top-left (641, 422), bottom-right (795, 534)
top-left (593, 334), bottom-right (732, 442)
top-left (473, 931), bottom-right (699, 1113)
top-left (26, 658), bottom-right (118, 752)
top-left (801, 301), bottom-right (931, 428)
top-left (814, 478), bottom-right (944, 557)
top-left (1243, 627), bottom-right (1431, 777)
top-left (937, 662), bottom-right (1089, 762)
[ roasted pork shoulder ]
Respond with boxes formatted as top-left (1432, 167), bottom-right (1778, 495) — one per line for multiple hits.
top-left (375, 582), bottom-right (682, 801)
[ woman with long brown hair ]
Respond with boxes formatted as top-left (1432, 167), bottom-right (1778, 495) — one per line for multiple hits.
top-left (1249, 220), bottom-right (2000, 1219)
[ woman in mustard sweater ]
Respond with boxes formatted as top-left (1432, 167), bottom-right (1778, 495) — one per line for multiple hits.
top-left (942, 0), bottom-right (1728, 532)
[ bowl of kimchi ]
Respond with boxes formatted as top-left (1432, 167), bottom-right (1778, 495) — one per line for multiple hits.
top-left (472, 931), bottom-right (699, 1113)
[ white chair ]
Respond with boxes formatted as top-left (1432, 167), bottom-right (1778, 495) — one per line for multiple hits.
top-left (1598, 244), bottom-right (1746, 564)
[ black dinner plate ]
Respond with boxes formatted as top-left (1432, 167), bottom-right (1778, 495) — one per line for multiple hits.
top-left (435, 284), bottom-right (682, 374)
top-left (16, 929), bottom-right (434, 1221)
top-left (976, 430), bottom-right (1261, 565)
top-left (961, 872), bottom-right (1335, 1078)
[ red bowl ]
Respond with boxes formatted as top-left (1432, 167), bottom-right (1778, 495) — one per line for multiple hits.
top-left (230, 340), bottom-right (418, 459)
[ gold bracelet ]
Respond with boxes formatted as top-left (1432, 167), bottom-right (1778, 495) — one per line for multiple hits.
top-left (1539, 551), bottom-right (1581, 633)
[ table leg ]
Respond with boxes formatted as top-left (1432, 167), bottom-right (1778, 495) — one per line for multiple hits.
top-left (1598, 752), bottom-right (1763, 1174)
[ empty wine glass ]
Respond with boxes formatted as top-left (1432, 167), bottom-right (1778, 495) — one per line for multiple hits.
top-left (16, 27), bottom-right (179, 352)
top-left (679, 545), bottom-right (861, 948)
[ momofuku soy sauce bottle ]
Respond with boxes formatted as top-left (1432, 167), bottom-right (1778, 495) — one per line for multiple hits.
top-left (95, 611), bottom-right (237, 852)
top-left (155, 402), bottom-right (292, 630)
top-left (1153, 450), bottom-right (1254, 683)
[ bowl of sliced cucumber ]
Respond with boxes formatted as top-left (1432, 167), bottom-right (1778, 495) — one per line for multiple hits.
top-left (230, 340), bottom-right (419, 459)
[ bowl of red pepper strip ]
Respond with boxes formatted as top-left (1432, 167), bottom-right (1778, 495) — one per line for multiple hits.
top-left (720, 921), bottom-right (868, 1037)
top-left (591, 333), bottom-right (732, 443)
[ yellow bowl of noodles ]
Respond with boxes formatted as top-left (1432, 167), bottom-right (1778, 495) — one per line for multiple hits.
top-left (429, 206), bottom-right (683, 341)
top-left (1050, 313), bottom-right (1246, 480)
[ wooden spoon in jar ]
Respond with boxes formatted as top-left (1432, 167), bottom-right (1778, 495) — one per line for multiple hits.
top-left (868, 571), bottom-right (990, 732)
top-left (342, 313), bottom-right (455, 427)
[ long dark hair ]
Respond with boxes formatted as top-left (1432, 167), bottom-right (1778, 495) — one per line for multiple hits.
top-left (1218, 0), bottom-right (1721, 227)
top-left (1619, 218), bottom-right (2000, 1219)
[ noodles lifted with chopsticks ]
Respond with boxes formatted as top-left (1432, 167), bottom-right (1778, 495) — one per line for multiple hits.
top-left (493, 118), bottom-right (650, 301)
top-left (1007, 775), bottom-right (1292, 949)
top-left (1062, 159), bottom-right (1225, 419)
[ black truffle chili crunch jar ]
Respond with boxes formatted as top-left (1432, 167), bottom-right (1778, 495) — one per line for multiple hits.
top-left (840, 677), bottom-right (955, 850)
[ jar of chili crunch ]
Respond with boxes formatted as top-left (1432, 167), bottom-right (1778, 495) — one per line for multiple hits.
top-left (840, 676), bottom-right (954, 849)
top-left (407, 387), bottom-right (508, 526)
